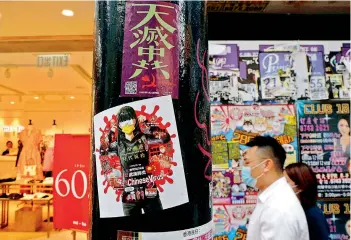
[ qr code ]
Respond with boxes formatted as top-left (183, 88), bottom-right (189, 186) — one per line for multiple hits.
top-left (125, 81), bottom-right (137, 94)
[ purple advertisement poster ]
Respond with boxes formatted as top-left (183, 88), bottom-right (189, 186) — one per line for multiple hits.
top-left (212, 170), bottom-right (234, 205)
top-left (259, 44), bottom-right (324, 53)
top-left (121, 2), bottom-right (180, 98)
top-left (211, 44), bottom-right (240, 70)
top-left (342, 47), bottom-right (350, 59)
top-left (239, 61), bottom-right (247, 79)
top-left (259, 52), bottom-right (291, 78)
top-left (307, 52), bottom-right (326, 77)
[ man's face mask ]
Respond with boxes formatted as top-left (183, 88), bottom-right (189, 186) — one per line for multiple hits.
top-left (241, 160), bottom-right (267, 188)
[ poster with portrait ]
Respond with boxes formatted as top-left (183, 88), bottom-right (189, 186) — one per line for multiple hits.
top-left (296, 100), bottom-right (351, 199)
top-left (317, 200), bottom-right (350, 240)
top-left (211, 104), bottom-right (298, 169)
top-left (94, 96), bottom-right (188, 218)
top-left (213, 204), bottom-right (255, 240)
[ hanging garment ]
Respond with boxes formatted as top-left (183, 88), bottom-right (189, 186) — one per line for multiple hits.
top-left (42, 147), bottom-right (54, 172)
top-left (17, 127), bottom-right (44, 180)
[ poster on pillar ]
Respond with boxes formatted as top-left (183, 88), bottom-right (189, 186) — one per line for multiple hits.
top-left (53, 134), bottom-right (90, 231)
top-left (296, 100), bottom-right (351, 199)
top-left (210, 104), bottom-right (298, 169)
top-left (117, 221), bottom-right (213, 240)
top-left (94, 96), bottom-right (188, 218)
top-left (120, 1), bottom-right (180, 98)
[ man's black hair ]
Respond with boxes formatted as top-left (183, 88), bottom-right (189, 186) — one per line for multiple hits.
top-left (6, 141), bottom-right (12, 145)
top-left (246, 136), bottom-right (286, 171)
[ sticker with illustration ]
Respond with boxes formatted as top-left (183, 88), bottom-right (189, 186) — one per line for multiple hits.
top-left (94, 96), bottom-right (188, 218)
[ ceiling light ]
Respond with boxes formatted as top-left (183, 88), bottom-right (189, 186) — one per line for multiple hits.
top-left (10, 101), bottom-right (14, 104)
top-left (62, 10), bottom-right (74, 17)
top-left (34, 96), bottom-right (39, 100)
top-left (70, 96), bottom-right (75, 99)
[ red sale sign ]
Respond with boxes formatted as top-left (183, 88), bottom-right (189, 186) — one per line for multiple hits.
top-left (53, 134), bottom-right (90, 231)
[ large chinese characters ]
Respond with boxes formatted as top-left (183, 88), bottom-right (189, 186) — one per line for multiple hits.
top-left (121, 2), bottom-right (180, 98)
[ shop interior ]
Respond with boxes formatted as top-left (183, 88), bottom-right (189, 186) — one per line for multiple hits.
top-left (0, 1), bottom-right (350, 240)
top-left (0, 2), bottom-right (93, 240)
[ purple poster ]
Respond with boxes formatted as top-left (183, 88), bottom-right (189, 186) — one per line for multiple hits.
top-left (259, 44), bottom-right (324, 53)
top-left (341, 47), bottom-right (350, 60)
top-left (239, 61), bottom-right (247, 79)
top-left (121, 2), bottom-right (180, 98)
top-left (259, 52), bottom-right (292, 78)
top-left (259, 52), bottom-right (293, 99)
top-left (212, 170), bottom-right (234, 205)
top-left (307, 52), bottom-right (326, 77)
top-left (211, 44), bottom-right (240, 70)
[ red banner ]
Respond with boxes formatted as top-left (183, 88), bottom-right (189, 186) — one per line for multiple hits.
top-left (53, 134), bottom-right (90, 231)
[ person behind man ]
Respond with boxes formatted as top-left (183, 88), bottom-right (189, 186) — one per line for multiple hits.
top-left (242, 136), bottom-right (309, 240)
top-left (2, 141), bottom-right (13, 156)
top-left (285, 163), bottom-right (330, 240)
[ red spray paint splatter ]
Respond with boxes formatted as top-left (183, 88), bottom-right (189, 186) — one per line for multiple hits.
top-left (96, 105), bottom-right (177, 202)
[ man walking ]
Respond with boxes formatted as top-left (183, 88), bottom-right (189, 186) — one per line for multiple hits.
top-left (242, 136), bottom-right (309, 240)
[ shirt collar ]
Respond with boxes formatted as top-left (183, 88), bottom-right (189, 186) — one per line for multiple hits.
top-left (258, 177), bottom-right (286, 203)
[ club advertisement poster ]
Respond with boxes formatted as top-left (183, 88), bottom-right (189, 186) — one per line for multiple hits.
top-left (296, 100), bottom-right (351, 199)
top-left (94, 96), bottom-right (188, 218)
top-left (213, 204), bottom-right (255, 240)
top-left (317, 200), bottom-right (350, 240)
top-left (211, 104), bottom-right (298, 169)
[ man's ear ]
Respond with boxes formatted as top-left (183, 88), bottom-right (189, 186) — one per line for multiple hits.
top-left (264, 159), bottom-right (274, 173)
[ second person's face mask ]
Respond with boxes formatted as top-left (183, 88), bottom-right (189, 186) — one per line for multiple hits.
top-left (241, 160), bottom-right (267, 188)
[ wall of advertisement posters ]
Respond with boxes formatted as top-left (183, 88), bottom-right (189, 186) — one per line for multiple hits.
top-left (210, 41), bottom-right (350, 240)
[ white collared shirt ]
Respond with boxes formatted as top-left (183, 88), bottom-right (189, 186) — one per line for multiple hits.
top-left (247, 177), bottom-right (309, 240)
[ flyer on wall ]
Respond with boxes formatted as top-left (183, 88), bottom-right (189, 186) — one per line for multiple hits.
top-left (296, 100), bottom-right (350, 199)
top-left (212, 169), bottom-right (258, 205)
top-left (211, 104), bottom-right (298, 169)
top-left (317, 200), bottom-right (350, 240)
top-left (213, 204), bottom-right (255, 240)
top-left (94, 96), bottom-right (188, 218)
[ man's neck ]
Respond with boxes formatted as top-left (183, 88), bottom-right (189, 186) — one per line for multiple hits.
top-left (259, 173), bottom-right (283, 192)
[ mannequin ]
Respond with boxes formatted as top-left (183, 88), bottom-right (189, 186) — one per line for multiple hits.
top-left (17, 120), bottom-right (44, 180)
top-left (43, 120), bottom-right (59, 177)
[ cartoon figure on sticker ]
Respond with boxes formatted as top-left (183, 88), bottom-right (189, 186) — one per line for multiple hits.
top-left (213, 172), bottom-right (231, 198)
top-left (230, 107), bottom-right (244, 129)
top-left (242, 118), bottom-right (254, 133)
top-left (253, 117), bottom-right (267, 135)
